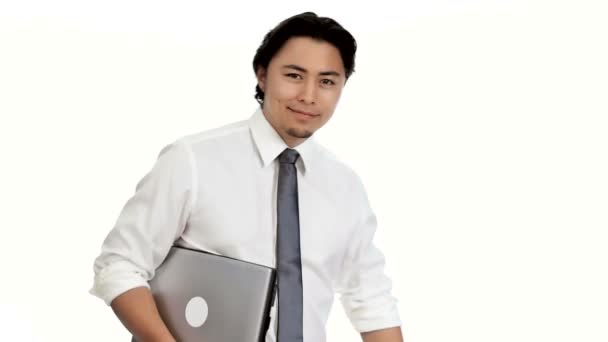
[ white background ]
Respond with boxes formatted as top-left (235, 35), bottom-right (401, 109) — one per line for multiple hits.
top-left (1, 0), bottom-right (606, 341)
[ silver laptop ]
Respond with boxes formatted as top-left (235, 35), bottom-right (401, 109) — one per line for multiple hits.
top-left (140, 246), bottom-right (276, 342)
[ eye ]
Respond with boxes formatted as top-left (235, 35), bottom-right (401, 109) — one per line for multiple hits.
top-left (285, 73), bottom-right (303, 80)
top-left (321, 79), bottom-right (335, 86)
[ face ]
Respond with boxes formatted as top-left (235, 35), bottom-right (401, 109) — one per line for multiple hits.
top-left (256, 36), bottom-right (346, 147)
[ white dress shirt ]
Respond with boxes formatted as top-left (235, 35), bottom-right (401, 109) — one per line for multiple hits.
top-left (91, 107), bottom-right (401, 341)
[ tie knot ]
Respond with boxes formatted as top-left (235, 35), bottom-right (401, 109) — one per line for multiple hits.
top-left (279, 148), bottom-right (300, 164)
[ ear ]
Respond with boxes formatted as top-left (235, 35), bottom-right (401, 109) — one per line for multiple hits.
top-left (256, 67), bottom-right (267, 91)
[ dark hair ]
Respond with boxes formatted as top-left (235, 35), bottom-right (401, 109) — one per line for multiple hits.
top-left (252, 12), bottom-right (357, 105)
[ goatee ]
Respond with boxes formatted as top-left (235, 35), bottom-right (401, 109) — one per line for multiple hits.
top-left (286, 128), bottom-right (313, 139)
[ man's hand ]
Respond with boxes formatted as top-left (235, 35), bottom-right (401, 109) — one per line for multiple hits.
top-left (361, 326), bottom-right (403, 342)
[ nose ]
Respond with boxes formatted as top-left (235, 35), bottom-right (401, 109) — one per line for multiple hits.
top-left (297, 79), bottom-right (316, 105)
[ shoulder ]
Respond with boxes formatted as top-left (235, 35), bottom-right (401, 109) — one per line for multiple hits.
top-left (153, 118), bottom-right (251, 167)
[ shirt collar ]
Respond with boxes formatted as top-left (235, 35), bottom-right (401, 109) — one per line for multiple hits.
top-left (248, 106), bottom-right (317, 174)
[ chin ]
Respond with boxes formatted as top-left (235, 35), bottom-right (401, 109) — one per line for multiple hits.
top-left (286, 128), bottom-right (314, 139)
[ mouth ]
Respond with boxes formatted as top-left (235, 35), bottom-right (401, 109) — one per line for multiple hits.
top-left (288, 107), bottom-right (319, 118)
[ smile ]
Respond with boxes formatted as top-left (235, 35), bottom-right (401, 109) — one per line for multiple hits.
top-left (288, 107), bottom-right (319, 118)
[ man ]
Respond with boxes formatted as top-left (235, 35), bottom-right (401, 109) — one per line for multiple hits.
top-left (91, 12), bottom-right (403, 342)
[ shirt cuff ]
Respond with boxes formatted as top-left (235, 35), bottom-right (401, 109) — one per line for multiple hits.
top-left (350, 308), bottom-right (402, 333)
top-left (90, 261), bottom-right (151, 305)
top-left (340, 290), bottom-right (402, 333)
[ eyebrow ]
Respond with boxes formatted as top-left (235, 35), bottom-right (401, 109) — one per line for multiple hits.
top-left (282, 64), bottom-right (341, 77)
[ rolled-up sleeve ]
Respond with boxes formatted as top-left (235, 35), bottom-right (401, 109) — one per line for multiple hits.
top-left (90, 139), bottom-right (197, 305)
top-left (337, 181), bottom-right (401, 333)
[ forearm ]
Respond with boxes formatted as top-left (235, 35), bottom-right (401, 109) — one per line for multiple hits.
top-left (110, 287), bottom-right (175, 342)
top-left (361, 326), bottom-right (403, 342)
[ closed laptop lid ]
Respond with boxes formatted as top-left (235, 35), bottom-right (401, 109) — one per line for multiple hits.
top-left (148, 246), bottom-right (276, 342)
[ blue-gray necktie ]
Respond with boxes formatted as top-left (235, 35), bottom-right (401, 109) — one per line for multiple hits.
top-left (276, 148), bottom-right (304, 342)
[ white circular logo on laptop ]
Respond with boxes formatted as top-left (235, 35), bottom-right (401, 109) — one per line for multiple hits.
top-left (185, 296), bottom-right (209, 328)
